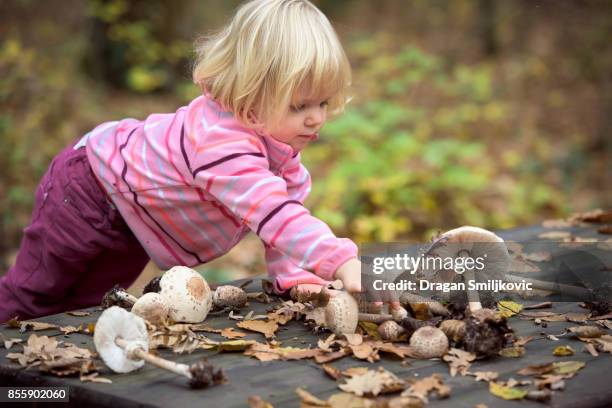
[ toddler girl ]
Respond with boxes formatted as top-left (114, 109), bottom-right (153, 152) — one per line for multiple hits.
top-left (0, 0), bottom-right (366, 322)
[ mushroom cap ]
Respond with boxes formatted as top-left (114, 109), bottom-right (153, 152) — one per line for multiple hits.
top-left (423, 226), bottom-right (510, 282)
top-left (93, 306), bottom-right (149, 373)
top-left (324, 292), bottom-right (359, 335)
top-left (160, 266), bottom-right (212, 323)
top-left (378, 320), bottom-right (404, 341)
top-left (213, 285), bottom-right (247, 308)
top-left (131, 292), bottom-right (169, 324)
top-left (391, 306), bottom-right (408, 321)
top-left (409, 326), bottom-right (449, 358)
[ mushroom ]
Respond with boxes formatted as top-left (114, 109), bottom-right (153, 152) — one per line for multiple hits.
top-left (101, 285), bottom-right (139, 309)
top-left (213, 285), bottom-right (247, 309)
top-left (463, 308), bottom-right (512, 357)
top-left (439, 319), bottom-right (466, 344)
top-left (159, 266), bottom-right (213, 323)
top-left (324, 291), bottom-right (360, 335)
top-left (94, 307), bottom-right (225, 388)
top-left (131, 292), bottom-right (169, 325)
top-left (409, 326), bottom-right (449, 358)
top-left (378, 320), bottom-right (406, 341)
top-left (424, 226), bottom-right (511, 313)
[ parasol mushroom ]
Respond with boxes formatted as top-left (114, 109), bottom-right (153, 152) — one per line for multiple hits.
top-left (424, 226), bottom-right (511, 313)
top-left (158, 266), bottom-right (213, 323)
top-left (131, 292), bottom-right (169, 325)
top-left (94, 307), bottom-right (225, 388)
top-left (213, 285), bottom-right (248, 309)
top-left (409, 326), bottom-right (449, 358)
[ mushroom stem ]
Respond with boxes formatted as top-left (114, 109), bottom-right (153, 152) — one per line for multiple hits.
top-left (463, 268), bottom-right (482, 312)
top-left (458, 249), bottom-right (482, 312)
top-left (115, 337), bottom-right (191, 378)
top-left (357, 312), bottom-right (416, 324)
top-left (504, 274), bottom-right (591, 298)
top-left (101, 286), bottom-right (139, 309)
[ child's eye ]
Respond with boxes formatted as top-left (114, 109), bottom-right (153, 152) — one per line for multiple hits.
top-left (290, 104), bottom-right (305, 112)
top-left (320, 100), bottom-right (329, 107)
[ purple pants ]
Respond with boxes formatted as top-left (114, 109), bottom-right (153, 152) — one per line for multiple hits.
top-left (0, 143), bottom-right (149, 322)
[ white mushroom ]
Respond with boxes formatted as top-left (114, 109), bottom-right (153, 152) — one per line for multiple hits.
top-left (159, 266), bottom-right (212, 323)
top-left (93, 306), bottom-right (149, 373)
top-left (409, 326), bottom-right (449, 358)
top-left (213, 285), bottom-right (247, 309)
top-left (425, 226), bottom-right (510, 312)
top-left (94, 307), bottom-right (225, 388)
top-left (131, 292), bottom-right (169, 325)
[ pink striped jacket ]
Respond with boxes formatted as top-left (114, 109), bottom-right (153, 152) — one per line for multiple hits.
top-left (81, 94), bottom-right (358, 292)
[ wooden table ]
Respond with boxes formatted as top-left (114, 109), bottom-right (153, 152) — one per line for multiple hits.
top-left (1, 224), bottom-right (611, 407)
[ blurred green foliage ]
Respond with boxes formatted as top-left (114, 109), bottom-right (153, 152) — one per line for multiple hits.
top-left (0, 0), bottom-right (610, 267)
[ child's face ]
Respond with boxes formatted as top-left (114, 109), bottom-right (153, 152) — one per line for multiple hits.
top-left (264, 92), bottom-right (329, 152)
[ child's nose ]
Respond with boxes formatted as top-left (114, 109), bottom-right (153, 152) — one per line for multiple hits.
top-left (305, 107), bottom-right (326, 127)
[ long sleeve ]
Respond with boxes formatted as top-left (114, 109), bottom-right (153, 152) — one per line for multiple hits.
top-left (189, 128), bottom-right (358, 283)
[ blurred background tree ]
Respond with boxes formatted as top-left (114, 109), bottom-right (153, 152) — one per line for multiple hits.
top-left (1, 0), bottom-right (610, 283)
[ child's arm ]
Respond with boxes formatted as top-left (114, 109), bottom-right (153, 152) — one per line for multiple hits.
top-left (191, 129), bottom-right (357, 287)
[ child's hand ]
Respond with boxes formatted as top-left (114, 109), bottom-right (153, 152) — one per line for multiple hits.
top-left (334, 258), bottom-right (362, 293)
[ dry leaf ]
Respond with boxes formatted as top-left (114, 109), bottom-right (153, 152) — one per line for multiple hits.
top-left (593, 335), bottom-right (612, 353)
top-left (523, 302), bottom-right (553, 310)
top-left (349, 343), bottom-right (378, 362)
top-left (402, 374), bottom-right (450, 403)
top-left (538, 231), bottom-right (571, 240)
top-left (497, 301), bottom-right (523, 318)
top-left (220, 327), bottom-right (247, 339)
top-left (358, 322), bottom-right (381, 339)
top-left (314, 350), bottom-right (350, 364)
top-left (469, 371), bottom-right (499, 382)
top-left (67, 311), bottom-right (91, 317)
top-left (322, 364), bottom-right (342, 380)
top-left (248, 395), bottom-right (274, 408)
top-left (59, 325), bottom-right (83, 335)
top-left (584, 343), bottom-right (599, 356)
top-left (343, 333), bottom-right (363, 346)
top-left (237, 320), bottom-right (279, 339)
top-left (295, 388), bottom-right (329, 407)
top-left (517, 362), bottom-right (555, 376)
top-left (6, 318), bottom-right (59, 333)
top-left (552, 361), bottom-right (585, 375)
top-left (553, 345), bottom-right (574, 356)
top-left (339, 367), bottom-right (405, 397)
top-left (327, 392), bottom-right (375, 408)
top-left (489, 382), bottom-right (527, 400)
top-left (568, 326), bottom-right (604, 338)
top-left (514, 336), bottom-right (534, 347)
top-left (80, 372), bottom-right (112, 384)
top-left (443, 348), bottom-right (476, 377)
top-left (542, 219), bottom-right (574, 228)
top-left (499, 346), bottom-right (525, 358)
top-left (570, 209), bottom-right (612, 223)
top-left (523, 251), bottom-right (552, 262)
top-left (342, 367), bottom-right (370, 377)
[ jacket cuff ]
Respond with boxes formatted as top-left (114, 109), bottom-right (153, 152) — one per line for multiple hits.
top-left (315, 238), bottom-right (359, 281)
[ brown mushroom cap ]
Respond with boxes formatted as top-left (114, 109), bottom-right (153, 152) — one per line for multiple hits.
top-left (409, 326), bottom-right (449, 358)
top-left (324, 292), bottom-right (359, 335)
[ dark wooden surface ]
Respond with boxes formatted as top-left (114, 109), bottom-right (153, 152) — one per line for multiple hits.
top-left (1, 223), bottom-right (610, 408)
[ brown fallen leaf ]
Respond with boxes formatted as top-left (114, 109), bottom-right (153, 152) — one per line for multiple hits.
top-left (6, 318), bottom-right (59, 333)
top-left (538, 231), bottom-right (571, 240)
top-left (339, 367), bottom-right (405, 397)
top-left (517, 362), bottom-right (555, 376)
top-left (542, 219), bottom-right (574, 228)
top-left (569, 208), bottom-right (612, 223)
top-left (220, 327), bottom-right (247, 339)
top-left (443, 348), bottom-right (476, 377)
top-left (295, 387), bottom-right (329, 407)
top-left (322, 364), bottom-right (342, 380)
top-left (584, 343), bottom-right (599, 356)
top-left (314, 350), bottom-right (350, 364)
top-left (349, 342), bottom-right (378, 362)
top-left (402, 373), bottom-right (450, 403)
top-left (237, 319), bottom-right (279, 339)
top-left (593, 335), bottom-right (612, 353)
top-left (342, 367), bottom-right (370, 377)
top-left (59, 325), bottom-right (83, 335)
top-left (468, 371), bottom-right (499, 382)
top-left (513, 336), bottom-right (534, 347)
top-left (80, 372), bottom-right (112, 384)
top-left (248, 395), bottom-right (273, 408)
top-left (66, 311), bottom-right (91, 317)
top-left (523, 302), bottom-right (553, 310)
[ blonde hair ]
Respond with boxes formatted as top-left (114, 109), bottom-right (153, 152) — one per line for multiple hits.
top-left (192, 0), bottom-right (352, 129)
